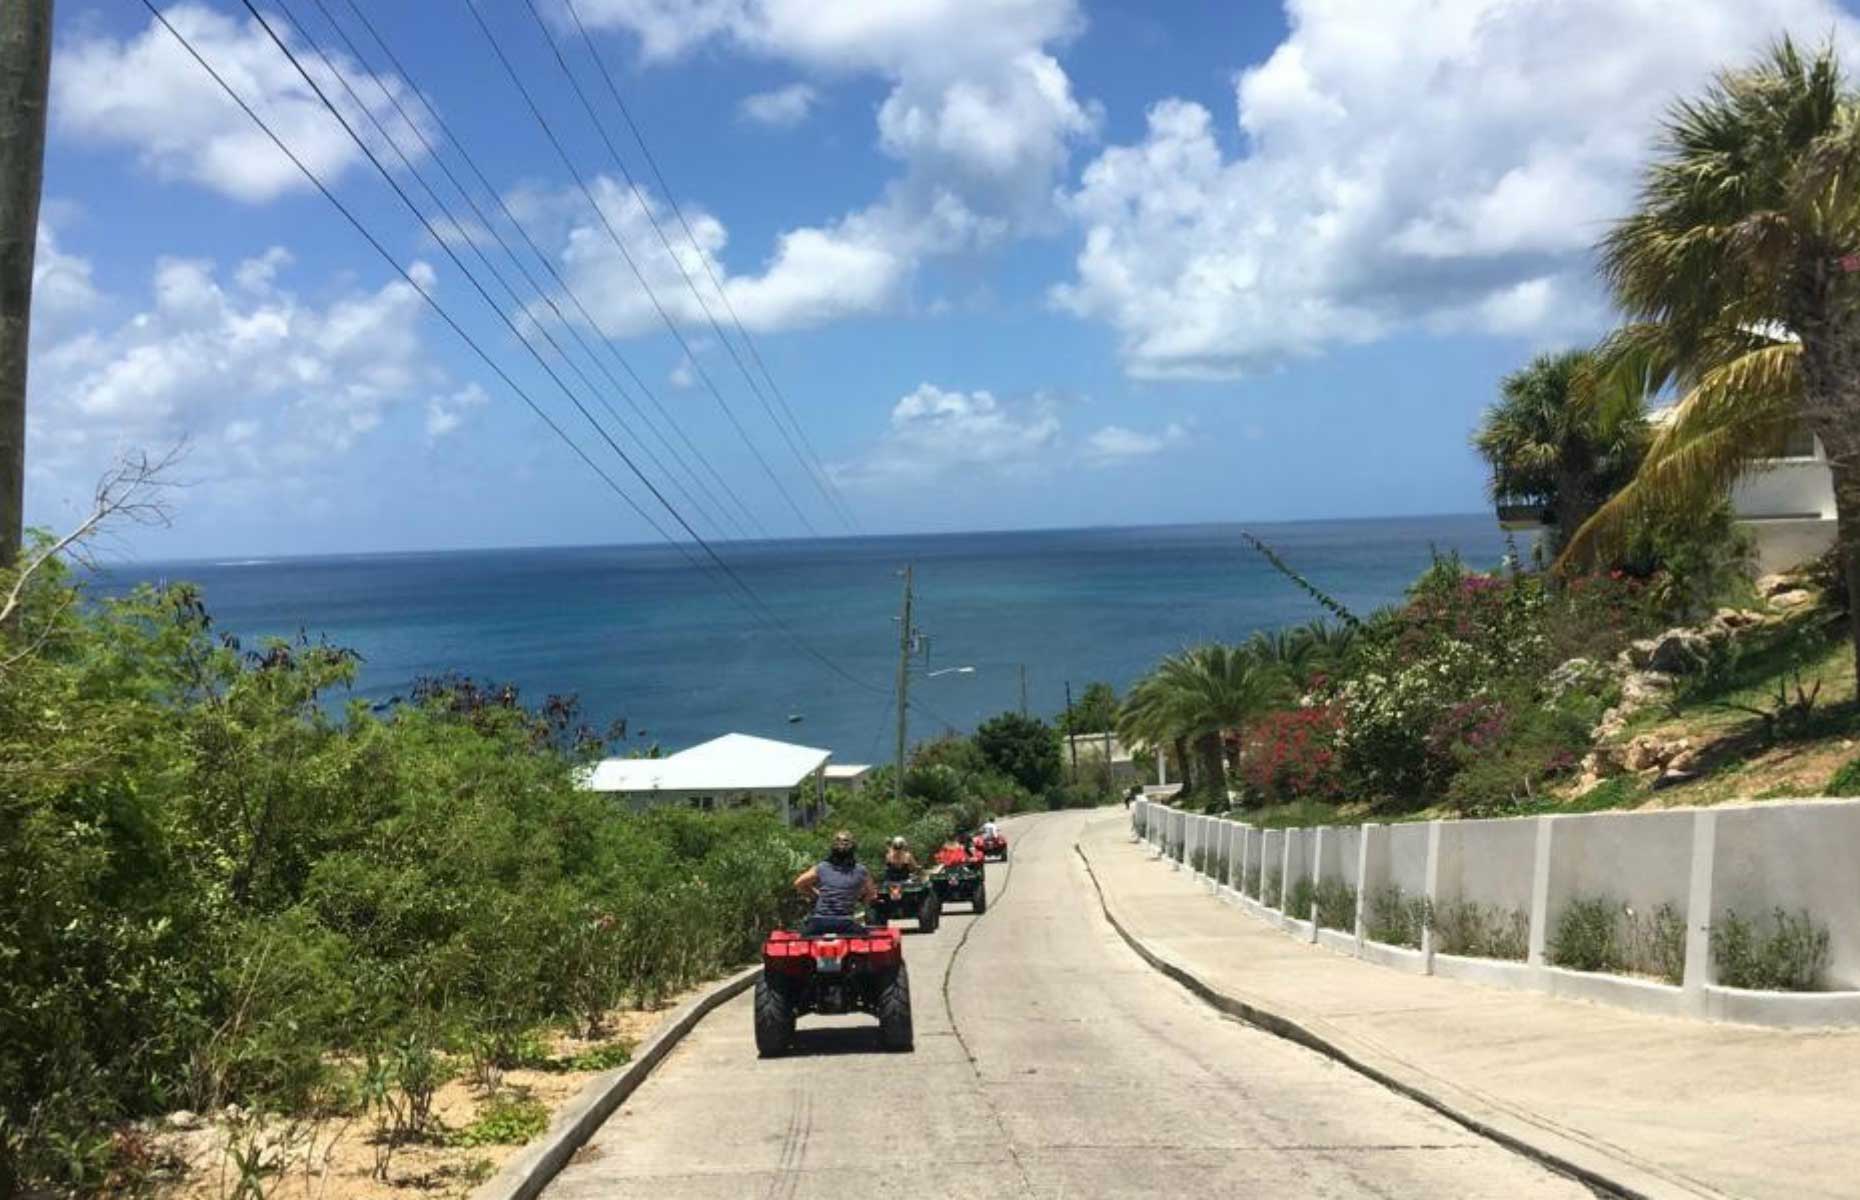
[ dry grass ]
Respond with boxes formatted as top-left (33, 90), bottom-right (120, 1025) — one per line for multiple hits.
top-left (151, 982), bottom-right (712, 1200)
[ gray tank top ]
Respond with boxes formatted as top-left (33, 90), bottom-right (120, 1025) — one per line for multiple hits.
top-left (813, 859), bottom-right (869, 918)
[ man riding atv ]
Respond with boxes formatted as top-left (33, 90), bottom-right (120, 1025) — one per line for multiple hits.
top-left (793, 830), bottom-right (878, 936)
top-left (882, 835), bottom-right (919, 881)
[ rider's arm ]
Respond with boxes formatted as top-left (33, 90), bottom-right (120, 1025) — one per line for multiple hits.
top-left (859, 871), bottom-right (878, 903)
top-left (794, 866), bottom-right (820, 898)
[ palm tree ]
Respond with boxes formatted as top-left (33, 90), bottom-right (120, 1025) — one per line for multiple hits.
top-left (1118, 670), bottom-right (1195, 797)
top-left (1119, 645), bottom-right (1287, 808)
top-left (1472, 349), bottom-right (1648, 555)
top-left (1563, 40), bottom-right (1860, 669)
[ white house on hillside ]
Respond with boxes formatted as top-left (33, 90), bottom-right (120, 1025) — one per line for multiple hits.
top-left (581, 732), bottom-right (832, 827)
top-left (1499, 412), bottom-right (1836, 574)
top-left (1720, 423), bottom-right (1837, 573)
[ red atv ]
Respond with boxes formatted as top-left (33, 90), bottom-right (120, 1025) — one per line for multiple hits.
top-left (754, 926), bottom-right (913, 1056)
top-left (972, 828), bottom-right (1008, 862)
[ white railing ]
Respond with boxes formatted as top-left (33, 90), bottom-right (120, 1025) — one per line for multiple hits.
top-left (1127, 798), bottom-right (1860, 1028)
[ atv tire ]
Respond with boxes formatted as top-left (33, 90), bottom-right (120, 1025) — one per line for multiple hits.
top-left (754, 975), bottom-right (795, 1057)
top-left (918, 893), bottom-right (941, 934)
top-left (972, 882), bottom-right (987, 914)
top-left (877, 965), bottom-right (914, 1051)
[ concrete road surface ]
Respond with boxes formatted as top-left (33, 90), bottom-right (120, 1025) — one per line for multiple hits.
top-left (545, 810), bottom-right (1591, 1199)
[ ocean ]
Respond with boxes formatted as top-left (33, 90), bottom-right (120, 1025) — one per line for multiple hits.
top-left (95, 516), bottom-right (1514, 763)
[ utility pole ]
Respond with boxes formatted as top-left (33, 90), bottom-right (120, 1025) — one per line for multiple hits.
top-left (0, 0), bottom-right (54, 568)
top-left (1018, 663), bottom-right (1028, 717)
top-left (1064, 679), bottom-right (1079, 778)
top-left (893, 564), bottom-right (914, 803)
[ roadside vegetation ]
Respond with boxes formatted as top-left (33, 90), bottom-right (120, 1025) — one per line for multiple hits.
top-left (0, 525), bottom-right (1111, 1197)
top-left (1125, 39), bottom-right (1860, 829)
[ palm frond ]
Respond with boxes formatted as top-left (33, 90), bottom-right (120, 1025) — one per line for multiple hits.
top-left (1557, 343), bottom-right (1801, 570)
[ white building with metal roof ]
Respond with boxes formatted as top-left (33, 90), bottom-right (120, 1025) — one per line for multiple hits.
top-left (581, 732), bottom-right (832, 826)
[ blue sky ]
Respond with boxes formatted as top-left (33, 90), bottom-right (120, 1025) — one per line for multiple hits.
top-left (24, 0), bottom-right (1860, 558)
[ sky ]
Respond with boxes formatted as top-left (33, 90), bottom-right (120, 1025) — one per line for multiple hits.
top-left (23, 0), bottom-right (1860, 559)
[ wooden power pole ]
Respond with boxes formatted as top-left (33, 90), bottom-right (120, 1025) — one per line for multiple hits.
top-left (0, 0), bottom-right (53, 568)
top-left (893, 564), bottom-right (913, 803)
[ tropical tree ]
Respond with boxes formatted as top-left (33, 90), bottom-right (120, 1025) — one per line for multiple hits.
top-left (973, 712), bottom-right (1063, 797)
top-left (1118, 672), bottom-right (1196, 797)
top-left (1562, 40), bottom-right (1860, 669)
top-left (1473, 349), bottom-right (1648, 554)
top-left (1245, 620), bottom-right (1360, 690)
top-left (1118, 645), bottom-right (1287, 808)
top-left (1058, 681), bottom-right (1119, 736)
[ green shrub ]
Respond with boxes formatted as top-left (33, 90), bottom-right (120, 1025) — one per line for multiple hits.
top-left (1549, 896), bottom-right (1688, 983)
top-left (1285, 876), bottom-right (1317, 919)
top-left (1626, 903), bottom-right (1687, 985)
top-left (446, 1094), bottom-right (549, 1148)
top-left (1826, 757), bottom-right (1860, 797)
top-left (1263, 868), bottom-right (1283, 907)
top-left (1432, 899), bottom-right (1528, 961)
top-left (1548, 896), bottom-right (1626, 973)
top-left (1365, 885), bottom-right (1431, 948)
top-left (1712, 908), bottom-right (1830, 991)
top-left (1242, 863), bottom-right (1262, 898)
top-left (1314, 878), bottom-right (1358, 932)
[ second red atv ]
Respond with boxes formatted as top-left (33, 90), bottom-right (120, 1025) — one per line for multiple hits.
top-left (972, 828), bottom-right (1008, 862)
top-left (754, 926), bottom-right (913, 1056)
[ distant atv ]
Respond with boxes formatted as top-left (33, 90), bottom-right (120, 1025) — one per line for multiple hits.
top-left (868, 873), bottom-right (941, 932)
top-left (755, 926), bottom-right (913, 1056)
top-left (973, 829), bottom-right (1009, 862)
top-left (928, 849), bottom-right (987, 914)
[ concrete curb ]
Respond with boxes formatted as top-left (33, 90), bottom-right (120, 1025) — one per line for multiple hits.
top-left (469, 965), bottom-right (759, 1200)
top-left (1074, 839), bottom-right (1732, 1200)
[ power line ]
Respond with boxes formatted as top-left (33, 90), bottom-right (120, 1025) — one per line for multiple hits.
top-left (132, 0), bottom-right (682, 552)
top-left (560, 0), bottom-right (861, 534)
top-left (325, 0), bottom-right (775, 544)
top-left (162, 0), bottom-right (885, 697)
top-left (525, 0), bottom-right (856, 534)
top-left (270, 0), bottom-right (741, 545)
top-left (460, 0), bottom-right (823, 538)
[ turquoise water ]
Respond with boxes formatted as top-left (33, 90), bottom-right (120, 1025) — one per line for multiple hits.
top-left (99, 516), bottom-right (1512, 761)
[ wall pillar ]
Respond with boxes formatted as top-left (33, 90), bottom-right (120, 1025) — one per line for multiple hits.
top-left (1354, 823), bottom-right (1378, 955)
top-left (1527, 816), bottom-right (1556, 973)
top-left (1683, 809), bottom-right (1718, 1010)
top-left (1420, 821), bottom-right (1442, 974)
top-left (1278, 831), bottom-right (1295, 926)
top-left (1308, 826), bottom-right (1326, 942)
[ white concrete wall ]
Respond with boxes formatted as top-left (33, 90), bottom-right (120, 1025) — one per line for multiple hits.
top-left (1385, 823), bottom-right (1431, 899)
top-left (1745, 517), bottom-right (1837, 574)
top-left (1319, 825), bottom-right (1361, 890)
top-left (1547, 809), bottom-right (1694, 932)
top-left (1259, 829), bottom-right (1285, 904)
top-left (1731, 457), bottom-right (1834, 520)
top-left (1139, 798), bottom-right (1860, 1027)
top-left (1437, 817), bottom-right (1538, 917)
top-left (1712, 801), bottom-right (1860, 989)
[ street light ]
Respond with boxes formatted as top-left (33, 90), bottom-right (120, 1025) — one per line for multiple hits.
top-left (924, 665), bottom-right (976, 678)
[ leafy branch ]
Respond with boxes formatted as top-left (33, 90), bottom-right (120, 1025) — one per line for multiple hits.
top-left (1239, 529), bottom-right (1362, 629)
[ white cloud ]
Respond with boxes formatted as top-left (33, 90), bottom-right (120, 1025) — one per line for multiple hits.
top-left (567, 0), bottom-right (1093, 325)
top-left (31, 224), bottom-right (100, 338)
top-left (517, 174), bottom-right (909, 335)
top-left (832, 382), bottom-right (1060, 486)
top-left (1054, 0), bottom-right (1860, 379)
top-left (1083, 421), bottom-right (1186, 462)
top-left (739, 83), bottom-right (817, 127)
top-left (55, 5), bottom-right (431, 204)
top-left (425, 383), bottom-right (490, 439)
top-left (26, 241), bottom-right (450, 506)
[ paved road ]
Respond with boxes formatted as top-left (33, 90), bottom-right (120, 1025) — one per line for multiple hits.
top-left (546, 810), bottom-right (1591, 1199)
